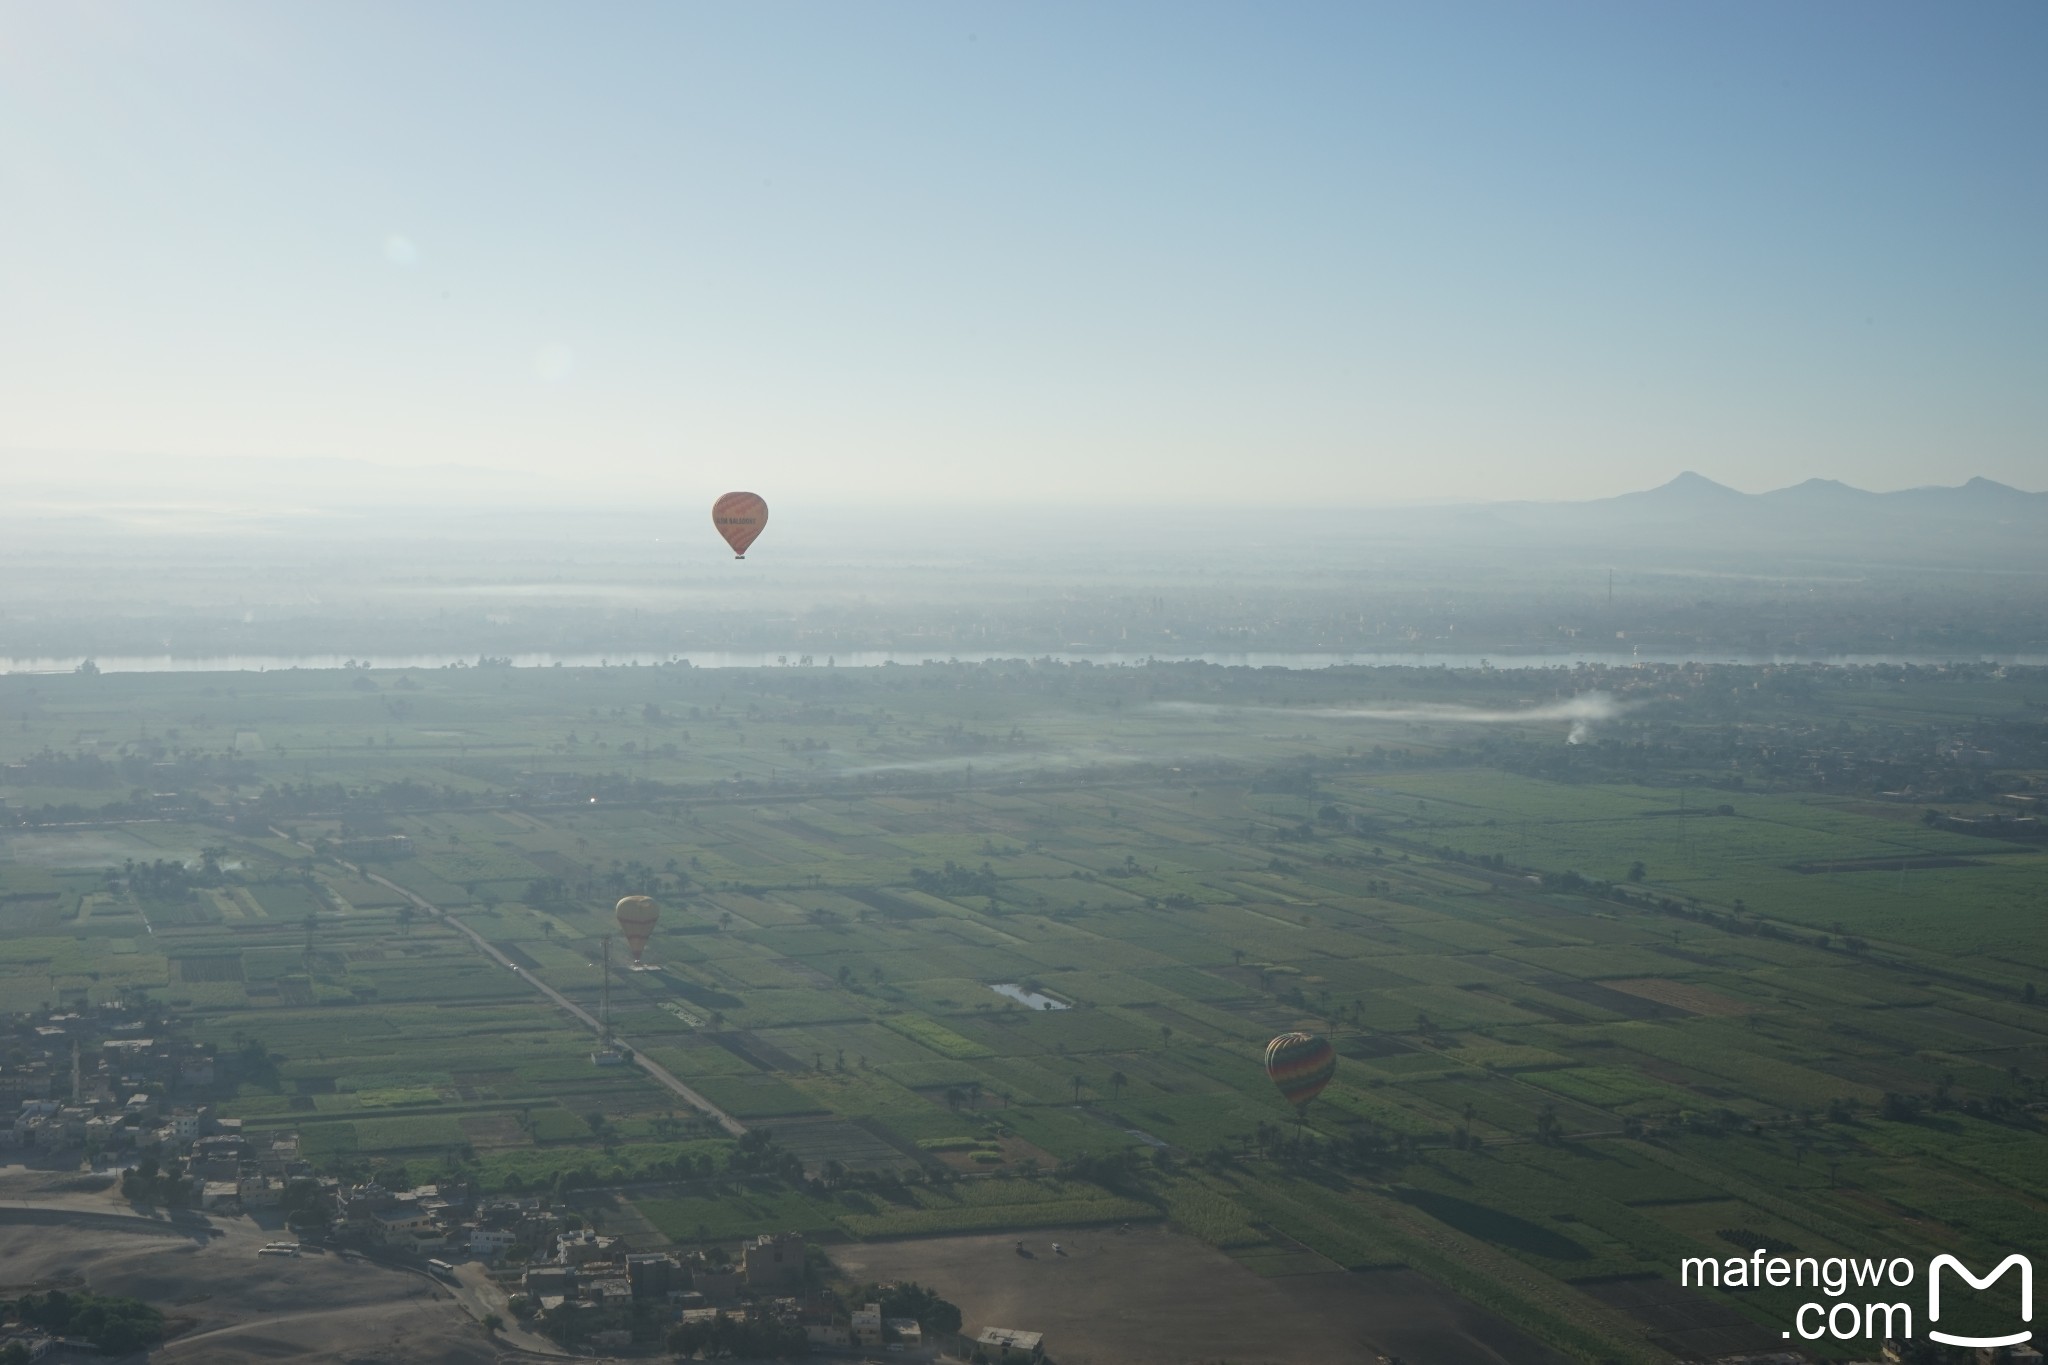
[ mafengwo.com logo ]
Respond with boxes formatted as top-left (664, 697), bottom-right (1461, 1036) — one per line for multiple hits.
top-left (1682, 1248), bottom-right (2032, 1348)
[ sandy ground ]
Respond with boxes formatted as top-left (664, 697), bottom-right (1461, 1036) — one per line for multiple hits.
top-left (0, 1168), bottom-right (530, 1364)
top-left (0, 1166), bottom-right (1573, 1363)
top-left (829, 1224), bottom-right (1574, 1365)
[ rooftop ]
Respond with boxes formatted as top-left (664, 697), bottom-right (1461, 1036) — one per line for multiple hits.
top-left (978, 1327), bottom-right (1043, 1350)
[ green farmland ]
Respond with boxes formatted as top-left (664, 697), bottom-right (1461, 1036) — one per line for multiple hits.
top-left (3, 658), bottom-right (2045, 1362)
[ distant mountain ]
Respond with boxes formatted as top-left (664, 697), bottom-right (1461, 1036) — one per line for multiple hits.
top-left (1450, 472), bottom-right (2048, 568)
top-left (1579, 472), bottom-right (2044, 520)
top-left (1882, 475), bottom-right (2045, 509)
top-left (1613, 470), bottom-right (1752, 504)
top-left (1755, 477), bottom-right (1880, 507)
top-left (1603, 471), bottom-right (2039, 507)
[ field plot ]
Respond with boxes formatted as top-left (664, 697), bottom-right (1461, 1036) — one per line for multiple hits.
top-left (3, 660), bottom-right (2046, 1362)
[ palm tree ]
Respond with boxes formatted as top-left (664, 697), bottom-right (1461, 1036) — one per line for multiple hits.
top-left (1109, 1070), bottom-right (1127, 1102)
top-left (1159, 1024), bottom-right (1173, 1049)
top-left (1071, 1074), bottom-right (1086, 1103)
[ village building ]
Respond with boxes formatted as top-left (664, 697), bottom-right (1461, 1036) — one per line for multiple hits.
top-left (584, 1276), bottom-right (634, 1309)
top-left (742, 1230), bottom-right (806, 1291)
top-left (469, 1224), bottom-right (519, 1258)
top-left (625, 1252), bottom-right (676, 1300)
top-left (522, 1265), bottom-right (575, 1299)
top-left (977, 1326), bottom-right (1046, 1362)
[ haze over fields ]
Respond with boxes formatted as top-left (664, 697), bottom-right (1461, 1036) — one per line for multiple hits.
top-left (3, 649), bottom-right (2047, 1363)
top-left (4, 459), bottom-right (2047, 670)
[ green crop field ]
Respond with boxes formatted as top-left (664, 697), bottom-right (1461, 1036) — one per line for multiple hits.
top-left (4, 658), bottom-right (2045, 1362)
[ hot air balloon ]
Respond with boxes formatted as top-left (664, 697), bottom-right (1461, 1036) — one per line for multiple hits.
top-left (712, 491), bottom-right (769, 559)
top-left (615, 895), bottom-right (660, 966)
top-left (1264, 1032), bottom-right (1336, 1114)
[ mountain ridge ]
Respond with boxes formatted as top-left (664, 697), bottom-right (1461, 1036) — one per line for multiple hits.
top-left (1596, 471), bottom-right (2042, 508)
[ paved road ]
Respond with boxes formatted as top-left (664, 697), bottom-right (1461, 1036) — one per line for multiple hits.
top-left (359, 1253), bottom-right (568, 1357)
top-left (362, 871), bottom-right (748, 1139)
top-left (265, 826), bottom-right (748, 1139)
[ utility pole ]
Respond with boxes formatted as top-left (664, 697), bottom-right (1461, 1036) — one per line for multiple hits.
top-left (601, 933), bottom-right (612, 1044)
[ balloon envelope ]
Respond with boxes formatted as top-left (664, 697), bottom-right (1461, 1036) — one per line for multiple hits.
top-left (712, 491), bottom-right (768, 558)
top-left (1264, 1032), bottom-right (1336, 1111)
top-left (615, 895), bottom-right (660, 960)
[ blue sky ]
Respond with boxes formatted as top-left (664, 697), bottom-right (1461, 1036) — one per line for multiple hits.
top-left (2, 1), bottom-right (2043, 504)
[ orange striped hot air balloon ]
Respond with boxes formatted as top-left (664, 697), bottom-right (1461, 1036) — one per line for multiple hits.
top-left (712, 491), bottom-right (768, 559)
top-left (614, 895), bottom-right (659, 965)
top-left (1264, 1032), bottom-right (1336, 1114)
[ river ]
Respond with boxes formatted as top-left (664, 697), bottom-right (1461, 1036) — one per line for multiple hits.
top-left (5, 648), bottom-right (2045, 675)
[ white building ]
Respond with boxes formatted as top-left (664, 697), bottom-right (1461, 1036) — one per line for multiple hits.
top-left (977, 1326), bottom-right (1045, 1362)
top-left (470, 1225), bottom-right (519, 1257)
top-left (851, 1303), bottom-right (883, 1349)
top-left (554, 1229), bottom-right (616, 1265)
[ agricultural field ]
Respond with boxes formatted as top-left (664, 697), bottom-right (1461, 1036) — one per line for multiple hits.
top-left (2, 658), bottom-right (2044, 1362)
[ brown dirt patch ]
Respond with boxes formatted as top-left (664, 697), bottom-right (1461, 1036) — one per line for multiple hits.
top-left (458, 1113), bottom-right (527, 1148)
top-left (831, 1225), bottom-right (1573, 1365)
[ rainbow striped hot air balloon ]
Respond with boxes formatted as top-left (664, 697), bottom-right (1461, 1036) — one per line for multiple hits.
top-left (614, 895), bottom-right (660, 965)
top-left (1264, 1032), bottom-right (1337, 1114)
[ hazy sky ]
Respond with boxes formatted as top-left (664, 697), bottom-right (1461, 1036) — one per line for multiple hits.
top-left (3, 1), bottom-right (2043, 505)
